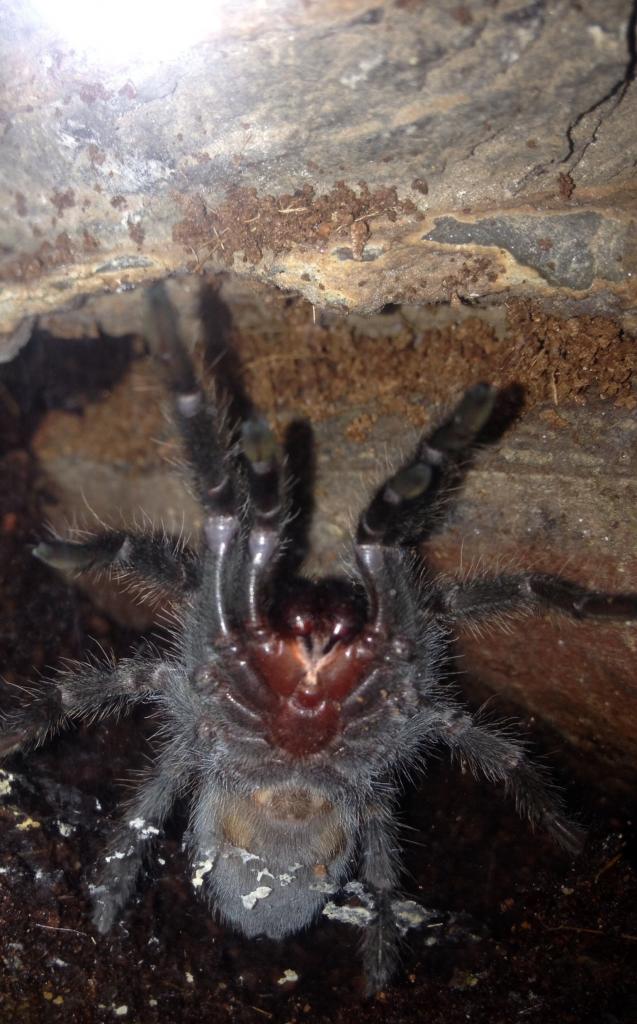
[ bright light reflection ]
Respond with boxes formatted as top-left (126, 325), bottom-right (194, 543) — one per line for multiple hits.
top-left (31, 0), bottom-right (220, 66)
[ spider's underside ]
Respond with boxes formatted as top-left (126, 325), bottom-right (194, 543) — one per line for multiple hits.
top-left (2, 283), bottom-right (636, 993)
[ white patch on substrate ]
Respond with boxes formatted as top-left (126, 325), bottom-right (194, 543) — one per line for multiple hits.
top-left (392, 899), bottom-right (436, 931)
top-left (256, 867), bottom-right (275, 883)
top-left (322, 896), bottom-right (440, 932)
top-left (112, 1006), bottom-right (128, 1017)
top-left (277, 969), bottom-right (299, 985)
top-left (191, 858), bottom-right (214, 889)
top-left (185, 971), bottom-right (194, 984)
top-left (15, 816), bottom-right (40, 831)
top-left (128, 817), bottom-right (160, 839)
top-left (343, 880), bottom-right (374, 907)
top-left (104, 851), bottom-right (127, 863)
top-left (0, 770), bottom-right (15, 796)
top-left (56, 821), bottom-right (75, 837)
top-left (241, 886), bottom-right (273, 910)
top-left (322, 903), bottom-right (374, 927)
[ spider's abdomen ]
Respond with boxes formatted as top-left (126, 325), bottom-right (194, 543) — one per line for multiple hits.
top-left (194, 785), bottom-right (354, 939)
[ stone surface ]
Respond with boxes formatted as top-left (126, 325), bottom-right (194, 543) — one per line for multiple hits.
top-left (1, 0), bottom-right (637, 349)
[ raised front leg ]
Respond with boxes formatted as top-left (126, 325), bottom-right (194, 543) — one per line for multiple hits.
top-left (0, 654), bottom-right (172, 757)
top-left (146, 282), bottom-right (236, 517)
top-left (146, 284), bottom-right (289, 643)
top-left (240, 417), bottom-right (287, 626)
top-left (429, 572), bottom-right (637, 623)
top-left (358, 383), bottom-right (496, 546)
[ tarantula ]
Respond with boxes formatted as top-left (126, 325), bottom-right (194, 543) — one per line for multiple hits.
top-left (2, 282), bottom-right (636, 993)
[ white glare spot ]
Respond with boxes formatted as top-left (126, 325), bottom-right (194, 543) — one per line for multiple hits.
top-left (30, 0), bottom-right (222, 68)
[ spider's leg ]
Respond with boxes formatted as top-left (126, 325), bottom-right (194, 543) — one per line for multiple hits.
top-left (277, 419), bottom-right (315, 575)
top-left (355, 543), bottom-right (421, 636)
top-left (358, 804), bottom-right (402, 994)
top-left (34, 532), bottom-right (201, 596)
top-left (430, 572), bottom-right (637, 623)
top-left (92, 737), bottom-right (187, 932)
top-left (428, 706), bottom-right (583, 854)
top-left (146, 282), bottom-right (235, 517)
top-left (0, 655), bottom-right (171, 757)
top-left (357, 383), bottom-right (495, 546)
top-left (147, 282), bottom-right (249, 641)
top-left (240, 417), bottom-right (285, 626)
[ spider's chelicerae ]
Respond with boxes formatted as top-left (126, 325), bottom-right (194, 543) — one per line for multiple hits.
top-left (2, 283), bottom-right (637, 993)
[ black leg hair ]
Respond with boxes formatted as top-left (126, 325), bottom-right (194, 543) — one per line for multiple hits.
top-left (358, 803), bottom-right (402, 994)
top-left (240, 418), bottom-right (284, 626)
top-left (146, 285), bottom-right (288, 638)
top-left (0, 654), bottom-right (172, 757)
top-left (146, 282), bottom-right (236, 517)
top-left (358, 383), bottom-right (496, 546)
top-left (275, 419), bottom-right (316, 577)
top-left (432, 707), bottom-right (582, 854)
top-left (92, 737), bottom-right (188, 932)
top-left (145, 285), bottom-right (297, 637)
top-left (429, 572), bottom-right (637, 623)
top-left (33, 532), bottom-right (201, 596)
top-left (147, 283), bottom-right (249, 641)
top-left (356, 543), bottom-right (420, 637)
top-left (198, 281), bottom-right (254, 428)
